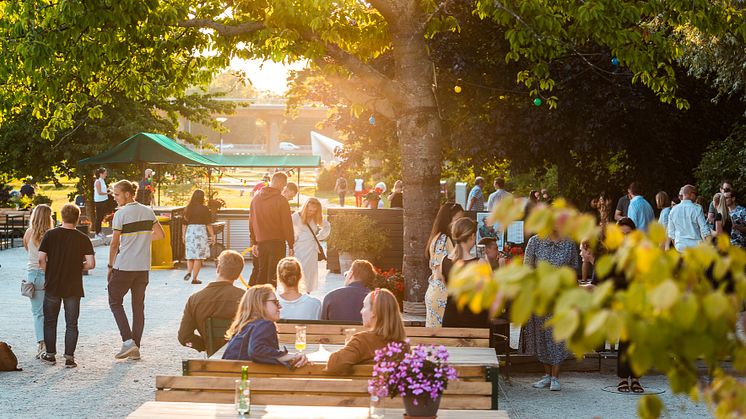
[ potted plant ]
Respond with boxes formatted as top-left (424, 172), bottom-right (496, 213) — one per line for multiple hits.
top-left (368, 341), bottom-right (458, 418)
top-left (207, 191), bottom-right (226, 221)
top-left (373, 268), bottom-right (405, 310)
top-left (328, 213), bottom-right (386, 272)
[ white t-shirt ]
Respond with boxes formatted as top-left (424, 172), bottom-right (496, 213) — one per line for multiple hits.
top-left (94, 178), bottom-right (108, 202)
top-left (354, 179), bottom-right (363, 192)
top-left (112, 202), bottom-right (157, 271)
top-left (278, 293), bottom-right (322, 320)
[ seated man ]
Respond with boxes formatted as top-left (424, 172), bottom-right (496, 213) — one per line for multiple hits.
top-left (178, 250), bottom-right (246, 356)
top-left (321, 260), bottom-right (375, 322)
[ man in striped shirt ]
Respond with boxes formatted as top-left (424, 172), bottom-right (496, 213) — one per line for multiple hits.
top-left (108, 180), bottom-right (165, 361)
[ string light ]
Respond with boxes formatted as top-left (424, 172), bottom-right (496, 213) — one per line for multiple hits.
top-left (369, 115), bottom-right (376, 125)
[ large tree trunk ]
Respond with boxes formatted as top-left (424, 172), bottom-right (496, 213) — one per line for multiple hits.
top-left (391, 7), bottom-right (442, 306)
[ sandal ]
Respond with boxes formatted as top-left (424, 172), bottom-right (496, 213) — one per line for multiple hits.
top-left (617, 379), bottom-right (630, 393)
top-left (183, 273), bottom-right (191, 281)
top-left (630, 380), bottom-right (644, 393)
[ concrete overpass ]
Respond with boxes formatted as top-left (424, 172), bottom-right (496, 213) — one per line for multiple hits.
top-left (179, 99), bottom-right (339, 154)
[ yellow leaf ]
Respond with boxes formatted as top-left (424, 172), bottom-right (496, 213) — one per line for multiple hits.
top-left (468, 290), bottom-right (483, 314)
top-left (716, 234), bottom-right (730, 252)
top-left (585, 310), bottom-right (609, 337)
top-left (510, 287), bottom-right (534, 325)
top-left (637, 395), bottom-right (663, 419)
top-left (635, 245), bottom-right (658, 274)
top-left (595, 254), bottom-right (615, 279)
top-left (525, 205), bottom-right (553, 237)
top-left (605, 311), bottom-right (623, 342)
top-left (703, 292), bottom-right (728, 321)
top-left (647, 222), bottom-right (667, 246)
top-left (488, 197), bottom-right (524, 229)
top-left (672, 293), bottom-right (698, 330)
top-left (604, 224), bottom-right (624, 250)
top-left (548, 308), bottom-right (579, 341)
top-left (649, 279), bottom-right (679, 311)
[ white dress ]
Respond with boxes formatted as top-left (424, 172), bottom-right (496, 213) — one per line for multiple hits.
top-left (278, 293), bottom-right (322, 320)
top-left (292, 212), bottom-right (331, 293)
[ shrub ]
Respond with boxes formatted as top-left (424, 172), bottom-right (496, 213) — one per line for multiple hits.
top-left (329, 213), bottom-right (387, 258)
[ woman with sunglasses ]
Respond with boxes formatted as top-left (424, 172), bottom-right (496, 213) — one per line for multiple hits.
top-left (222, 284), bottom-right (309, 368)
top-left (326, 288), bottom-right (407, 374)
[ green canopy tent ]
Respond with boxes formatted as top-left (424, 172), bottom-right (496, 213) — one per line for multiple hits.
top-left (78, 132), bottom-right (322, 205)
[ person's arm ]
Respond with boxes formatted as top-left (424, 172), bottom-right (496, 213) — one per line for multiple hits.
top-left (109, 230), bottom-right (121, 271)
top-left (207, 224), bottom-right (215, 245)
top-left (83, 254), bottom-right (96, 271)
top-left (22, 229), bottom-right (31, 251)
top-left (177, 298), bottom-right (206, 352)
top-left (152, 219), bottom-right (165, 241)
top-left (326, 334), bottom-right (365, 375)
top-left (523, 237), bottom-right (537, 267)
top-left (249, 200), bottom-right (258, 256)
top-left (281, 201), bottom-right (295, 255)
top-left (38, 251), bottom-right (48, 272)
top-left (697, 208), bottom-right (711, 239)
top-left (248, 321), bottom-right (298, 366)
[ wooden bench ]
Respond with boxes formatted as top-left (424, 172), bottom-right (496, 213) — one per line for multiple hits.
top-left (276, 323), bottom-right (491, 348)
top-left (157, 359), bottom-right (498, 409)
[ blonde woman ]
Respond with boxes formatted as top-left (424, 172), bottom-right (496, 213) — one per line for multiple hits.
top-left (327, 288), bottom-right (407, 374)
top-left (291, 198), bottom-right (330, 293)
top-left (712, 193), bottom-right (732, 237)
top-left (23, 204), bottom-right (55, 358)
top-left (222, 284), bottom-right (309, 367)
top-left (276, 257), bottom-right (321, 320)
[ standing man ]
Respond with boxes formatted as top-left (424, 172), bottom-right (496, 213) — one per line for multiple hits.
top-left (615, 189), bottom-right (632, 221)
top-left (467, 177), bottom-right (486, 211)
top-left (249, 172), bottom-right (294, 286)
top-left (108, 180), bottom-right (165, 360)
top-left (135, 168), bottom-right (154, 206)
top-left (38, 204), bottom-right (95, 368)
top-left (707, 180), bottom-right (734, 225)
top-left (486, 178), bottom-right (511, 212)
top-left (626, 181), bottom-right (655, 232)
top-left (334, 176), bottom-right (347, 207)
top-left (667, 184), bottom-right (710, 251)
top-left (283, 182), bottom-right (299, 202)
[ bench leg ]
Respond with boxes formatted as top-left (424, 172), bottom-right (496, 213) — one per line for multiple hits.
top-left (487, 366), bottom-right (499, 410)
top-left (182, 360), bottom-right (189, 376)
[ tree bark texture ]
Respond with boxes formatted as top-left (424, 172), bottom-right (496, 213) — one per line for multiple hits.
top-left (390, 6), bottom-right (442, 302)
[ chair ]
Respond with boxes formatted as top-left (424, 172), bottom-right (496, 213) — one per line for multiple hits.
top-left (205, 317), bottom-right (232, 357)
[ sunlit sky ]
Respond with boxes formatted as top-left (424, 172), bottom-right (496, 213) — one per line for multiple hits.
top-left (229, 58), bottom-right (307, 95)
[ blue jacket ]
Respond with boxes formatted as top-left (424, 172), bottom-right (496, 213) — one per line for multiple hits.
top-left (222, 319), bottom-right (288, 365)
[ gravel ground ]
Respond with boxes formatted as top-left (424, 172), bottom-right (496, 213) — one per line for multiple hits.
top-left (0, 244), bottom-right (712, 418)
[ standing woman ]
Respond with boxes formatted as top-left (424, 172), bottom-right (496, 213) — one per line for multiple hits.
top-left (389, 180), bottom-right (403, 208)
top-left (23, 204), bottom-right (55, 358)
top-left (182, 189), bottom-right (215, 285)
top-left (93, 168), bottom-right (109, 238)
top-left (291, 198), bottom-right (330, 293)
top-left (712, 193), bottom-right (732, 238)
top-left (424, 203), bottom-right (463, 327)
top-left (441, 218), bottom-right (490, 328)
top-left (521, 232), bottom-right (578, 391)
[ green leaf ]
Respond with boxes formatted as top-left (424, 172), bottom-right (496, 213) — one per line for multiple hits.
top-left (637, 395), bottom-right (663, 419)
top-left (510, 286), bottom-right (534, 325)
top-left (649, 279), bottom-right (679, 311)
top-left (548, 308), bottom-right (579, 341)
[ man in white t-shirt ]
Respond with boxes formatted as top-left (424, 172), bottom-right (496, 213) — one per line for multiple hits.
top-left (354, 178), bottom-right (364, 207)
top-left (107, 180), bottom-right (164, 360)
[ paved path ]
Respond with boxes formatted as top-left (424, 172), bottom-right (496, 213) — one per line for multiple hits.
top-left (0, 245), bottom-right (711, 418)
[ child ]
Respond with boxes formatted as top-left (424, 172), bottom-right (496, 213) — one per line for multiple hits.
top-left (222, 284), bottom-right (308, 368)
top-left (326, 288), bottom-right (407, 374)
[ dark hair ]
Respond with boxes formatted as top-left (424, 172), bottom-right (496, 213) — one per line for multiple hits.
top-left (529, 190), bottom-right (539, 202)
top-left (95, 168), bottom-right (107, 178)
top-left (722, 180), bottom-right (733, 188)
top-left (478, 237), bottom-right (498, 247)
top-left (185, 189), bottom-right (206, 222)
top-left (427, 203), bottom-right (464, 257)
top-left (617, 217), bottom-right (636, 230)
top-left (628, 181), bottom-right (643, 196)
top-left (494, 178), bottom-right (505, 188)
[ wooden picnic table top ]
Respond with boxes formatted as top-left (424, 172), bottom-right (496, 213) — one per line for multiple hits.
top-left (210, 343), bottom-right (498, 367)
top-left (128, 402), bottom-right (510, 418)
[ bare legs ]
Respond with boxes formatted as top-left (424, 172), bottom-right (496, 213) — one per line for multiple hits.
top-left (186, 259), bottom-right (203, 283)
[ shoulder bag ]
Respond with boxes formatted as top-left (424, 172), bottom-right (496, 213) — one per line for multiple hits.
top-left (306, 222), bottom-right (327, 261)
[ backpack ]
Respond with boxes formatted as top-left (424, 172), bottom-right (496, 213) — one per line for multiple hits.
top-left (0, 342), bottom-right (22, 371)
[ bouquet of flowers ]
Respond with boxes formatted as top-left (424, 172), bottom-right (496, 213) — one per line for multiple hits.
top-left (373, 268), bottom-right (405, 307)
top-left (368, 341), bottom-right (458, 405)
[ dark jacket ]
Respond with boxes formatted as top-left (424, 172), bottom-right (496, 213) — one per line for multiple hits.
top-left (177, 281), bottom-right (246, 354)
top-left (222, 319), bottom-right (288, 365)
top-left (249, 186), bottom-right (294, 247)
top-left (320, 281), bottom-right (370, 322)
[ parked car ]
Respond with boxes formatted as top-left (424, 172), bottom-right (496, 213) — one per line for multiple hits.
top-left (279, 141), bottom-right (300, 151)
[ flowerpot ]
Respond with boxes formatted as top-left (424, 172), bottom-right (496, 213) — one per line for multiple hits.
top-left (402, 395), bottom-right (441, 418)
top-left (338, 251), bottom-right (363, 274)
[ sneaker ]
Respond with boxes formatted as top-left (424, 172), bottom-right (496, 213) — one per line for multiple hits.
top-left (191, 279), bottom-right (202, 285)
top-left (35, 341), bottom-right (45, 359)
top-left (64, 356), bottom-right (77, 369)
top-left (40, 352), bottom-right (56, 365)
top-left (183, 273), bottom-right (191, 282)
top-left (532, 375), bottom-right (551, 388)
top-left (128, 347), bottom-right (141, 360)
top-left (550, 377), bottom-right (561, 391)
top-left (115, 340), bottom-right (139, 359)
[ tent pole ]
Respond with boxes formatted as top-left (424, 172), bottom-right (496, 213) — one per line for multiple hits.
top-left (156, 166), bottom-right (161, 206)
top-left (208, 168), bottom-right (212, 198)
top-left (297, 168), bottom-right (301, 206)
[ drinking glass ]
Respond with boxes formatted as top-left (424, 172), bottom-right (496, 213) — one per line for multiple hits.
top-left (235, 379), bottom-right (251, 417)
top-left (369, 394), bottom-right (384, 419)
top-left (344, 328), bottom-right (357, 345)
top-left (295, 325), bottom-right (307, 352)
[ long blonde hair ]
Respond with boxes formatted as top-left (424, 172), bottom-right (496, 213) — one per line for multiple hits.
top-left (225, 284), bottom-right (275, 339)
top-left (29, 204), bottom-right (54, 246)
top-left (299, 197), bottom-right (323, 226)
top-left (715, 192), bottom-right (730, 225)
top-left (368, 288), bottom-right (407, 342)
top-left (450, 217), bottom-right (476, 261)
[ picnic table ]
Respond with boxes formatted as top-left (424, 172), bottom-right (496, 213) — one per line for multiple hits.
top-left (129, 402), bottom-right (510, 418)
top-left (299, 343), bottom-right (499, 365)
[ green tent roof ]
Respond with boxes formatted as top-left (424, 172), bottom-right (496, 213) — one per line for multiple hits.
top-left (205, 154), bottom-right (321, 168)
top-left (78, 132), bottom-right (216, 166)
top-left (78, 132), bottom-right (321, 168)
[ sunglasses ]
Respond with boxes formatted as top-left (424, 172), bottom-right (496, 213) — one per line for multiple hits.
top-left (265, 298), bottom-right (281, 307)
top-left (723, 187), bottom-right (732, 193)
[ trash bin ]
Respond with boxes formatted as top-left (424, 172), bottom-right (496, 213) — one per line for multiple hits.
top-left (151, 216), bottom-right (174, 269)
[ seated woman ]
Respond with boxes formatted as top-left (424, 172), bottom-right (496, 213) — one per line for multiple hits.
top-left (276, 257), bottom-right (322, 320)
top-left (222, 284), bottom-right (309, 368)
top-left (326, 288), bottom-right (406, 375)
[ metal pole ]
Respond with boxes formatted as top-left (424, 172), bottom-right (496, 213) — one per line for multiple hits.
top-left (208, 167), bottom-right (212, 198)
top-left (297, 168), bottom-right (301, 206)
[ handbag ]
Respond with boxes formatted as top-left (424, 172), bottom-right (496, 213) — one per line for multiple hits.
top-left (306, 222), bottom-right (327, 261)
top-left (21, 280), bottom-right (34, 298)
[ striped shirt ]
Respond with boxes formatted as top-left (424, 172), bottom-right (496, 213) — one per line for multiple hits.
top-left (112, 202), bottom-right (157, 271)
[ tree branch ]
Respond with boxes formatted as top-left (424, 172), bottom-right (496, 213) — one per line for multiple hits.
top-left (368, 0), bottom-right (399, 23)
top-left (177, 19), bottom-right (264, 37)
